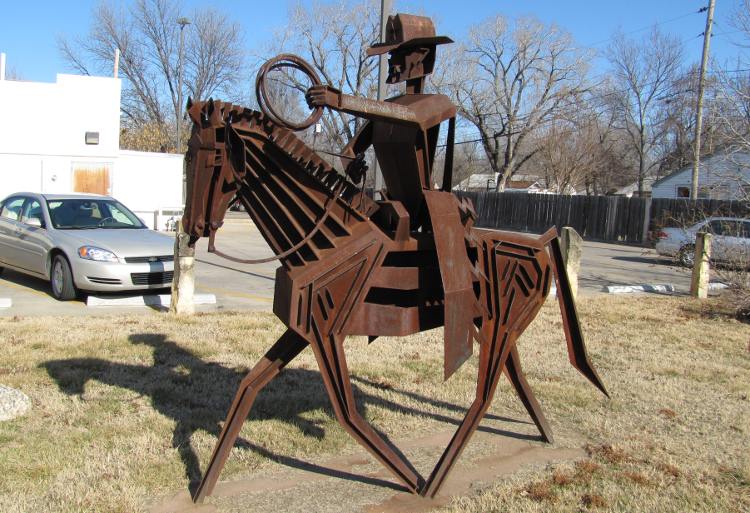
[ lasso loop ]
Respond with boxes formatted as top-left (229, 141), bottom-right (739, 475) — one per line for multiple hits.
top-left (255, 54), bottom-right (323, 131)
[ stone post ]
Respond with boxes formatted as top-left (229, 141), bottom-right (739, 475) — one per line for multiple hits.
top-left (169, 219), bottom-right (195, 314)
top-left (560, 227), bottom-right (583, 300)
top-left (690, 232), bottom-right (711, 299)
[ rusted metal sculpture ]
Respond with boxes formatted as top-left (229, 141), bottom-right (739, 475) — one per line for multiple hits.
top-left (182, 13), bottom-right (608, 502)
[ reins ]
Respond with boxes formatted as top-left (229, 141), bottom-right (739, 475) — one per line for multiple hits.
top-left (207, 181), bottom-right (344, 265)
top-left (201, 53), bottom-right (357, 266)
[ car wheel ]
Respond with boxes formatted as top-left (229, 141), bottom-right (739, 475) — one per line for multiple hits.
top-left (50, 255), bottom-right (78, 300)
top-left (0, 265), bottom-right (4, 276)
top-left (677, 245), bottom-right (695, 268)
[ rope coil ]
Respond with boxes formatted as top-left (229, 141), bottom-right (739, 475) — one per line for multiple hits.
top-left (255, 54), bottom-right (323, 131)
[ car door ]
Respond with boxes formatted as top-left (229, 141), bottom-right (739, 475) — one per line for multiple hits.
top-left (706, 220), bottom-right (730, 261)
top-left (742, 221), bottom-right (750, 265)
top-left (16, 197), bottom-right (51, 275)
top-left (719, 220), bottom-right (750, 266)
top-left (0, 196), bottom-right (27, 268)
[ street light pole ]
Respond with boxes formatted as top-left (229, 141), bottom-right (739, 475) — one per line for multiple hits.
top-left (176, 17), bottom-right (191, 155)
top-left (373, 0), bottom-right (391, 198)
top-left (171, 16), bottom-right (194, 315)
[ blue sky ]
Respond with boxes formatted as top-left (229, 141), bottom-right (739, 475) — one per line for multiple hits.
top-left (1, 0), bottom-right (746, 83)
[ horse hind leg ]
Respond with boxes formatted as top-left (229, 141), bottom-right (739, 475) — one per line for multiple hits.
top-left (193, 329), bottom-right (308, 503)
top-left (421, 323), bottom-right (512, 498)
top-left (503, 345), bottom-right (554, 443)
top-left (547, 236), bottom-right (609, 397)
top-left (307, 329), bottom-right (424, 493)
top-left (422, 234), bottom-right (553, 497)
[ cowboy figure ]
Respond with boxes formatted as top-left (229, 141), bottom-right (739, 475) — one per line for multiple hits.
top-left (306, 13), bottom-right (476, 378)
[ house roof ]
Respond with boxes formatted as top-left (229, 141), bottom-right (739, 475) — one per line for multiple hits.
top-left (651, 150), bottom-right (750, 188)
top-left (614, 177), bottom-right (655, 195)
top-left (453, 173), bottom-right (497, 190)
top-left (506, 180), bottom-right (538, 189)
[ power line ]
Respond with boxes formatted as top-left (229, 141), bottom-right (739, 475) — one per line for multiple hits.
top-left (578, 8), bottom-right (705, 50)
top-left (438, 7), bottom-right (743, 149)
top-left (438, 64), bottom-right (750, 149)
top-left (448, 65), bottom-right (750, 137)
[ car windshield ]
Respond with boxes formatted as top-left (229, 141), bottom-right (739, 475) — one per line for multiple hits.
top-left (46, 198), bottom-right (146, 230)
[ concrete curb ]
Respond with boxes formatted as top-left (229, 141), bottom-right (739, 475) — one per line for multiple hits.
top-left (86, 293), bottom-right (216, 307)
top-left (605, 284), bottom-right (675, 294)
top-left (0, 298), bottom-right (11, 309)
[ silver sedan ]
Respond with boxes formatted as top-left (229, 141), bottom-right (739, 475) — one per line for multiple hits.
top-left (0, 192), bottom-right (175, 300)
top-left (655, 217), bottom-right (750, 267)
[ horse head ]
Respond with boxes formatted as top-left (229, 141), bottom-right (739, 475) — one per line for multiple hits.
top-left (182, 98), bottom-right (239, 247)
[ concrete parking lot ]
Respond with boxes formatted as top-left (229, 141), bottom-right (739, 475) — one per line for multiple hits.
top-left (0, 216), bottom-right (275, 317)
top-left (0, 216), bottom-right (694, 317)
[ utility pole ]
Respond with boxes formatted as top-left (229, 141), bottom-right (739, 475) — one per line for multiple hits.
top-left (690, 0), bottom-right (716, 200)
top-left (373, 0), bottom-right (391, 198)
top-left (176, 17), bottom-right (191, 155)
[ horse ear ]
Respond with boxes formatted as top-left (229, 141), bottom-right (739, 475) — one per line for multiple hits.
top-left (186, 98), bottom-right (202, 124)
top-left (207, 98), bottom-right (223, 125)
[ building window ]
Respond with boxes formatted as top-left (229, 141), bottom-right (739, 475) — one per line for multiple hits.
top-left (676, 186), bottom-right (690, 198)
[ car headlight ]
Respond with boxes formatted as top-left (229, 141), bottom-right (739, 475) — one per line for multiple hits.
top-left (78, 246), bottom-right (120, 263)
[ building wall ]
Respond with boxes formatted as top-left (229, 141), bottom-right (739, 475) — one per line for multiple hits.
top-left (0, 74), bottom-right (121, 157)
top-left (652, 153), bottom-right (750, 199)
top-left (0, 73), bottom-right (184, 227)
top-left (115, 150), bottom-right (183, 229)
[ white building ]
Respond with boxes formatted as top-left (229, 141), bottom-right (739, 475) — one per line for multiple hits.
top-left (0, 71), bottom-right (183, 229)
top-left (612, 177), bottom-right (655, 198)
top-left (651, 151), bottom-right (750, 200)
top-left (453, 172), bottom-right (576, 194)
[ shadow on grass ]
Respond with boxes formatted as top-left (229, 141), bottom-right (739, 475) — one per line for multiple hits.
top-left (41, 333), bottom-right (539, 495)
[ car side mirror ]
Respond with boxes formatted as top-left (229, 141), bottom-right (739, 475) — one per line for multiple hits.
top-left (26, 218), bottom-right (43, 228)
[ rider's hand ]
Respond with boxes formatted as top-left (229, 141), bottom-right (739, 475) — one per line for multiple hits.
top-left (345, 152), bottom-right (368, 184)
top-left (306, 85), bottom-right (341, 109)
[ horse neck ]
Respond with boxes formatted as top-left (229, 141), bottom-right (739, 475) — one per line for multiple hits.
top-left (222, 108), bottom-right (374, 270)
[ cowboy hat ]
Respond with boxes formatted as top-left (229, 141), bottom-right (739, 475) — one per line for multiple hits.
top-left (367, 14), bottom-right (453, 57)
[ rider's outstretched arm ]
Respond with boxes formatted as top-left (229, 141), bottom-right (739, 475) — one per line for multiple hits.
top-left (306, 85), bottom-right (419, 126)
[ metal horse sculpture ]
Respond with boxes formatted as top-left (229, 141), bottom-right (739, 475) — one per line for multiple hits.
top-left (182, 14), bottom-right (607, 503)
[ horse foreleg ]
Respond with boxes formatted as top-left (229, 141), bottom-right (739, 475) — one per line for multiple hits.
top-left (503, 345), bottom-right (554, 443)
top-left (308, 330), bottom-right (424, 494)
top-left (193, 329), bottom-right (308, 503)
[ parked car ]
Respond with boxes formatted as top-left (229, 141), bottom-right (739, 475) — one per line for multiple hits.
top-left (0, 192), bottom-right (175, 300)
top-left (655, 217), bottom-right (750, 267)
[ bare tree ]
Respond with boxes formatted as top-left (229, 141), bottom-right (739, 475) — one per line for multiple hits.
top-left (433, 140), bottom-right (486, 190)
top-left (432, 16), bottom-right (590, 191)
top-left (655, 67), bottom-right (699, 177)
top-left (58, 0), bottom-right (245, 151)
top-left (2, 63), bottom-right (24, 81)
top-left (606, 27), bottom-right (683, 195)
top-left (533, 116), bottom-right (600, 194)
top-left (268, 0), bottom-right (382, 152)
top-left (706, 0), bottom-right (750, 319)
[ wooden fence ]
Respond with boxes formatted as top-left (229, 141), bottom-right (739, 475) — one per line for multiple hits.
top-left (454, 191), bottom-right (749, 245)
top-left (648, 198), bottom-right (749, 231)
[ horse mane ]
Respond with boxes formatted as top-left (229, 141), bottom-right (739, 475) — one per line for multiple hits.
top-left (189, 98), bottom-right (377, 217)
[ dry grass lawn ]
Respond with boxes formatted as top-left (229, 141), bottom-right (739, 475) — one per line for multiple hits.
top-left (0, 295), bottom-right (748, 512)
